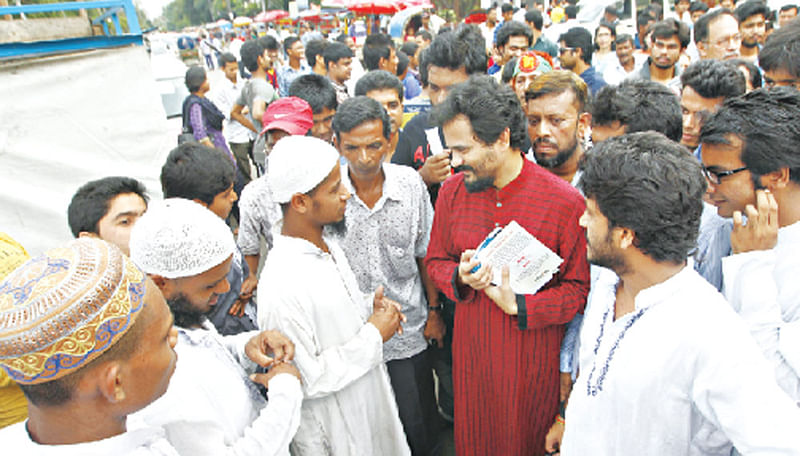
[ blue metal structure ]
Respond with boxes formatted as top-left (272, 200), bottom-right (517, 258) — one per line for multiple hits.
top-left (0, 0), bottom-right (143, 59)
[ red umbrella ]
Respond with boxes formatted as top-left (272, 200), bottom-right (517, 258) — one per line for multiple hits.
top-left (464, 10), bottom-right (486, 24)
top-left (346, 0), bottom-right (401, 16)
top-left (399, 0), bottom-right (433, 9)
top-left (254, 10), bottom-right (289, 22)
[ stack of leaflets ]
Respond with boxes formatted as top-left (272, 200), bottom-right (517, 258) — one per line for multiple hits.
top-left (471, 220), bottom-right (563, 295)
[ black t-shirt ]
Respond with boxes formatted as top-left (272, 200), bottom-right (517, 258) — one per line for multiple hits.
top-left (392, 111), bottom-right (446, 204)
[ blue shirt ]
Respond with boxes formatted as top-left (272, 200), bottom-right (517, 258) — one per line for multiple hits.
top-left (579, 66), bottom-right (608, 96)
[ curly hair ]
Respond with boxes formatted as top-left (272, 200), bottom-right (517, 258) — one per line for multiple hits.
top-left (680, 59), bottom-right (745, 99)
top-left (579, 132), bottom-right (706, 264)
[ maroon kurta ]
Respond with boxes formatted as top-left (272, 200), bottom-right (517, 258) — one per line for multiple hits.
top-left (425, 159), bottom-right (590, 456)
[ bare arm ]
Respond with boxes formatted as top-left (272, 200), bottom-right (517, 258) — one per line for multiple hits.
top-left (231, 103), bottom-right (258, 133)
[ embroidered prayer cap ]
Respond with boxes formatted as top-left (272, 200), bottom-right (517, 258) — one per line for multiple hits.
top-left (0, 238), bottom-right (146, 385)
top-left (129, 198), bottom-right (235, 279)
top-left (268, 135), bottom-right (340, 204)
top-left (513, 51), bottom-right (554, 78)
top-left (0, 233), bottom-right (29, 280)
top-left (260, 96), bottom-right (314, 137)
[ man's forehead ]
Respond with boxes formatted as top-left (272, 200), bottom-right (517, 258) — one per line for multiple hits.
top-left (526, 90), bottom-right (578, 114)
top-left (701, 135), bottom-right (744, 160)
top-left (367, 88), bottom-right (401, 104)
top-left (708, 14), bottom-right (739, 37)
top-left (428, 65), bottom-right (468, 85)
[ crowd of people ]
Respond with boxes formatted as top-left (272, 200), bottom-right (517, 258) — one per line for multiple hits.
top-left (2, 0), bottom-right (800, 454)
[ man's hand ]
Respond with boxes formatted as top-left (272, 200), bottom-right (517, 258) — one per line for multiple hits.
top-left (483, 266), bottom-right (518, 315)
top-left (559, 372), bottom-right (573, 402)
top-left (731, 189), bottom-right (779, 254)
top-left (368, 286), bottom-right (406, 342)
top-left (544, 417), bottom-right (565, 455)
top-left (240, 273), bottom-right (258, 302)
top-left (250, 362), bottom-right (301, 388)
top-left (424, 308), bottom-right (446, 348)
top-left (229, 298), bottom-right (247, 317)
top-left (245, 330), bottom-right (295, 367)
top-left (457, 249), bottom-right (494, 291)
top-left (418, 152), bottom-right (451, 186)
top-left (200, 137), bottom-right (214, 148)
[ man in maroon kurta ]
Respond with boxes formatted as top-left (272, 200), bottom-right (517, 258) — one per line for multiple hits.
top-left (424, 75), bottom-right (589, 455)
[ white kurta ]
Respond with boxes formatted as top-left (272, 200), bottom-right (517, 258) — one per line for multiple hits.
top-left (0, 418), bottom-right (179, 455)
top-left (722, 220), bottom-right (800, 401)
top-left (258, 234), bottom-right (410, 456)
top-left (562, 266), bottom-right (800, 455)
top-left (132, 322), bottom-right (303, 456)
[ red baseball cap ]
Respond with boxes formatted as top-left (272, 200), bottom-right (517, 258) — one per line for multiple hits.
top-left (260, 96), bottom-right (314, 137)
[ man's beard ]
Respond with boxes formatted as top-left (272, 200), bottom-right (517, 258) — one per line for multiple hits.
top-left (454, 164), bottom-right (494, 193)
top-left (168, 293), bottom-right (205, 328)
top-left (327, 215), bottom-right (348, 237)
top-left (533, 135), bottom-right (579, 170)
top-left (742, 39), bottom-right (759, 49)
top-left (587, 234), bottom-right (629, 275)
top-left (652, 58), bottom-right (675, 70)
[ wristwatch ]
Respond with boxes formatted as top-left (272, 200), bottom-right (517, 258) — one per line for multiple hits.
top-left (428, 303), bottom-right (443, 312)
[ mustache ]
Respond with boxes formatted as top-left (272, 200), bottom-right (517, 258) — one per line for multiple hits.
top-left (534, 138), bottom-right (557, 147)
top-left (453, 164), bottom-right (476, 174)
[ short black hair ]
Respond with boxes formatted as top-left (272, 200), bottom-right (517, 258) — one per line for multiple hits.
top-left (218, 52), bottom-right (237, 68)
top-left (501, 3), bottom-right (514, 13)
top-left (68, 177), bottom-right (148, 237)
top-left (637, 12), bottom-right (654, 27)
top-left (396, 50), bottom-right (410, 76)
top-left (400, 40), bottom-right (419, 58)
top-left (604, 5), bottom-right (619, 16)
top-left (615, 33), bottom-right (634, 47)
top-left (418, 47), bottom-right (430, 86)
top-left (525, 9), bottom-right (544, 31)
top-left (332, 96), bottom-right (391, 141)
top-left (694, 9), bottom-right (737, 44)
top-left (355, 69), bottom-right (404, 100)
top-left (501, 56), bottom-right (518, 84)
top-left (526, 70), bottom-right (590, 114)
top-left (559, 27), bottom-right (593, 64)
top-left (160, 142), bottom-right (235, 205)
top-left (496, 21), bottom-right (533, 49)
top-left (258, 35), bottom-right (279, 51)
top-left (730, 58), bottom-right (763, 89)
top-left (283, 35), bottom-right (301, 53)
top-left (323, 41), bottom-right (354, 69)
top-left (432, 74), bottom-right (528, 151)
top-left (650, 18), bottom-right (691, 49)
top-left (184, 65), bottom-right (206, 92)
top-left (240, 39), bottom-right (264, 72)
top-left (416, 30), bottom-right (432, 42)
top-left (363, 33), bottom-right (394, 71)
top-left (305, 39), bottom-right (329, 67)
top-left (700, 87), bottom-right (800, 184)
top-left (289, 73), bottom-right (338, 114)
top-left (689, 1), bottom-right (709, 14)
top-left (565, 5), bottom-right (577, 19)
top-left (759, 19), bottom-right (800, 79)
top-left (425, 25), bottom-right (488, 75)
top-left (592, 79), bottom-right (682, 142)
top-left (681, 59), bottom-right (746, 99)
top-left (734, 0), bottom-right (769, 23)
top-left (579, 131), bottom-right (706, 264)
top-left (19, 284), bottom-right (153, 407)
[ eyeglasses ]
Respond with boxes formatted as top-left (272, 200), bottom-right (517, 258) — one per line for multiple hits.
top-left (701, 165), bottom-right (748, 185)
top-left (559, 47), bottom-right (575, 55)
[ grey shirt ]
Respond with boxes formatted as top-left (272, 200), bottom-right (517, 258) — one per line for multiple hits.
top-left (339, 163), bottom-right (434, 362)
top-left (236, 77), bottom-right (278, 167)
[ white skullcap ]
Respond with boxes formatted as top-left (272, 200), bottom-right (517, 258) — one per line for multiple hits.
top-left (129, 198), bottom-right (235, 279)
top-left (268, 135), bottom-right (340, 204)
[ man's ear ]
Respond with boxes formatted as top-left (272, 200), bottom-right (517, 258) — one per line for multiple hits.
top-left (150, 275), bottom-right (173, 297)
top-left (577, 111), bottom-right (592, 140)
top-left (78, 231), bottom-right (100, 240)
top-left (76, 362), bottom-right (124, 404)
top-left (492, 127), bottom-right (511, 152)
top-left (616, 226), bottom-right (636, 250)
top-left (696, 41), bottom-right (707, 59)
top-left (762, 167), bottom-right (791, 191)
top-left (289, 193), bottom-right (311, 215)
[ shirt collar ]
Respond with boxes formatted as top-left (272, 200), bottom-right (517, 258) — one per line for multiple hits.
top-left (340, 162), bottom-right (403, 206)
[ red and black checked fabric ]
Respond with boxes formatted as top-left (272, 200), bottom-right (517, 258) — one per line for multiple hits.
top-left (425, 159), bottom-right (590, 456)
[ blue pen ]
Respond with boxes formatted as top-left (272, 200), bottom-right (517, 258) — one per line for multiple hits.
top-left (470, 226), bottom-right (503, 274)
